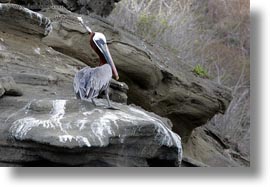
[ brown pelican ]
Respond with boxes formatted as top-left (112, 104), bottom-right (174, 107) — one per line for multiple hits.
top-left (73, 17), bottom-right (119, 110)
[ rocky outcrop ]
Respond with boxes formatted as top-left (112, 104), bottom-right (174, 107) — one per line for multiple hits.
top-left (1, 0), bottom-right (121, 16)
top-left (0, 3), bottom-right (181, 167)
top-left (0, 3), bottom-right (128, 104)
top-left (0, 97), bottom-right (181, 166)
top-left (182, 126), bottom-right (250, 167)
top-left (0, 4), bottom-right (239, 167)
top-left (0, 3), bottom-right (52, 36)
top-left (54, 0), bottom-right (121, 16)
top-left (39, 7), bottom-right (232, 142)
top-left (0, 76), bottom-right (22, 97)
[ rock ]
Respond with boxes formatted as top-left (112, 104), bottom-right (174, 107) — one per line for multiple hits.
top-left (0, 97), bottom-right (182, 166)
top-left (40, 7), bottom-right (232, 141)
top-left (54, 0), bottom-right (121, 16)
top-left (182, 127), bottom-right (250, 167)
top-left (0, 4), bottom-right (182, 166)
top-left (2, 0), bottom-right (121, 16)
top-left (0, 76), bottom-right (22, 97)
top-left (0, 3), bottom-right (52, 36)
top-left (181, 156), bottom-right (209, 167)
top-left (0, 85), bottom-right (4, 97)
top-left (108, 79), bottom-right (128, 104)
top-left (0, 4), bottom-right (237, 167)
top-left (0, 4), bottom-right (128, 104)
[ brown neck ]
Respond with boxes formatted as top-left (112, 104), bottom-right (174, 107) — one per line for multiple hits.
top-left (89, 32), bottom-right (106, 66)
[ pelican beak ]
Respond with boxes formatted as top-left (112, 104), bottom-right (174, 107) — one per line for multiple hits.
top-left (95, 39), bottom-right (119, 80)
top-left (103, 44), bottom-right (119, 80)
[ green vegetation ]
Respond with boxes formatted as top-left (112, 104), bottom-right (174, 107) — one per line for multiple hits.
top-left (108, 0), bottom-right (250, 157)
top-left (136, 12), bottom-right (170, 42)
top-left (193, 64), bottom-right (209, 78)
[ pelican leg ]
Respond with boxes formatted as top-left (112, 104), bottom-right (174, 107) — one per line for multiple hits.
top-left (104, 89), bottom-right (119, 110)
top-left (91, 98), bottom-right (105, 107)
top-left (91, 98), bottom-right (97, 106)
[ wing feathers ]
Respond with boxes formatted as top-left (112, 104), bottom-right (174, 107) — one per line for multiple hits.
top-left (73, 65), bottom-right (112, 100)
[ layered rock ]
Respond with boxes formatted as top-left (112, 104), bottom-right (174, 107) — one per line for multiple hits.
top-left (0, 0), bottom-right (121, 16)
top-left (0, 3), bottom-right (240, 167)
top-left (182, 126), bottom-right (250, 167)
top-left (40, 7), bottom-right (232, 141)
top-left (54, 0), bottom-right (121, 16)
top-left (0, 3), bottom-right (181, 167)
top-left (0, 3), bottom-right (52, 36)
top-left (0, 3), bottom-right (128, 104)
top-left (0, 97), bottom-right (181, 166)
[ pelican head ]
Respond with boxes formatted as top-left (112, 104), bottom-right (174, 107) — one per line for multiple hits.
top-left (92, 32), bottom-right (119, 80)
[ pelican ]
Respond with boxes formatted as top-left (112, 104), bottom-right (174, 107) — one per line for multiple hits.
top-left (73, 17), bottom-right (119, 110)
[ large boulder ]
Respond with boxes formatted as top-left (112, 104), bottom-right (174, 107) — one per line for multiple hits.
top-left (1, 0), bottom-right (121, 16)
top-left (182, 126), bottom-right (250, 167)
top-left (0, 3), bottom-right (181, 167)
top-left (0, 4), bottom-right (240, 167)
top-left (40, 7), bottom-right (232, 141)
top-left (0, 3), bottom-right (52, 36)
top-left (0, 97), bottom-right (182, 166)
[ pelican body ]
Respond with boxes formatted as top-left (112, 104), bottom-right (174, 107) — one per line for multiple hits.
top-left (73, 17), bottom-right (119, 109)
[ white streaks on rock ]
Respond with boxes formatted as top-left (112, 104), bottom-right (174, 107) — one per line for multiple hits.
top-left (9, 99), bottom-right (181, 160)
top-left (59, 134), bottom-right (73, 142)
top-left (34, 47), bottom-right (40, 55)
top-left (59, 135), bottom-right (91, 147)
top-left (51, 100), bottom-right (66, 121)
top-left (11, 117), bottom-right (39, 139)
top-left (129, 107), bottom-right (182, 161)
top-left (10, 100), bottom-right (67, 139)
top-left (76, 118), bottom-right (88, 131)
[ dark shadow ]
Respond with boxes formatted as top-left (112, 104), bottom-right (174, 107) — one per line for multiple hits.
top-left (8, 11), bottom-right (261, 179)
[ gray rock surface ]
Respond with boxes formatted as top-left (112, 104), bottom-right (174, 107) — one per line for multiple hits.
top-left (40, 7), bottom-right (232, 141)
top-left (0, 3), bottom-right (181, 167)
top-left (0, 3), bottom-right (52, 36)
top-left (0, 97), bottom-right (181, 166)
top-left (182, 127), bottom-right (250, 167)
top-left (55, 0), bottom-right (121, 16)
top-left (0, 76), bottom-right (22, 97)
top-left (1, 0), bottom-right (121, 16)
top-left (0, 3), bottom-right (128, 104)
top-left (0, 4), bottom-right (242, 167)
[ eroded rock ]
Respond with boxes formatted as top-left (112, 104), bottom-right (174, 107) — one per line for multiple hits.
top-left (0, 76), bottom-right (22, 97)
top-left (2, 0), bottom-right (121, 16)
top-left (0, 3), bottom-right (52, 36)
top-left (1, 97), bottom-right (182, 166)
top-left (0, 4), bottom-right (128, 104)
top-left (0, 4), bottom-right (237, 167)
top-left (40, 7), bottom-right (232, 141)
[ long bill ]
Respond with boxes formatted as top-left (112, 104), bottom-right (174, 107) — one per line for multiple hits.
top-left (103, 44), bottom-right (119, 80)
top-left (96, 41), bottom-right (119, 80)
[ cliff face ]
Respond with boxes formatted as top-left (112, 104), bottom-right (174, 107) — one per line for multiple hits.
top-left (0, 3), bottom-right (238, 167)
top-left (0, 0), bottom-right (122, 16)
top-left (0, 3), bottom-right (181, 167)
top-left (39, 6), bottom-right (232, 142)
